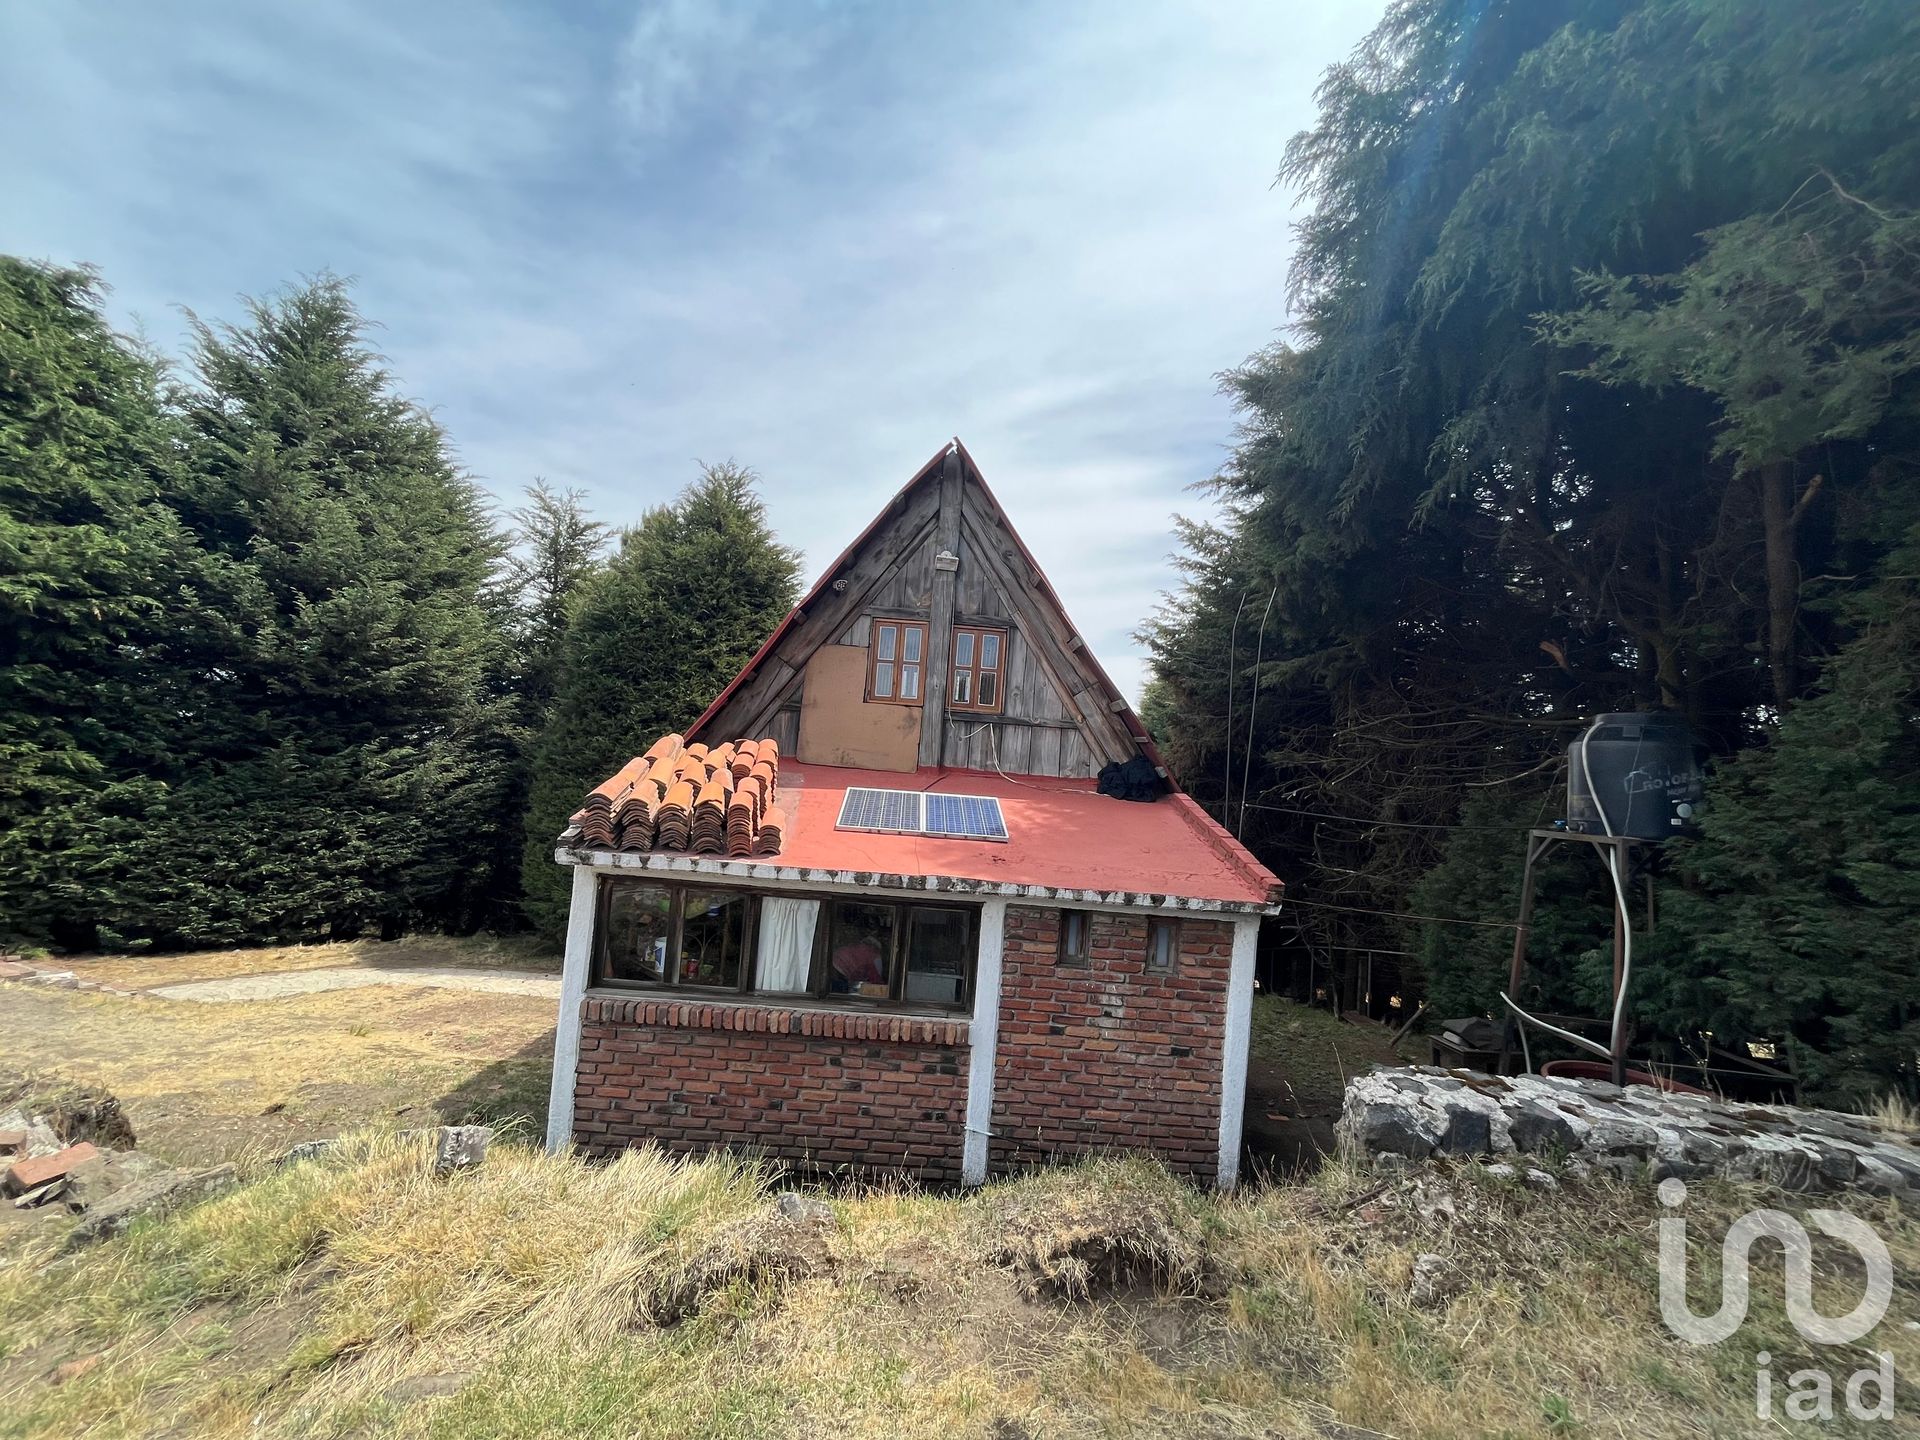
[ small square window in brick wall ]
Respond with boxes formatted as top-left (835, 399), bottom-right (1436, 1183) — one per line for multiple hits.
top-left (989, 906), bottom-right (1231, 1182)
top-left (571, 997), bottom-right (969, 1183)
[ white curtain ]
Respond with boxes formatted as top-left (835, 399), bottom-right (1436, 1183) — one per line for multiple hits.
top-left (755, 897), bottom-right (818, 994)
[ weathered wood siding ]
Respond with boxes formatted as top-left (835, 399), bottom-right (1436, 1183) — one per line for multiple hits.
top-left (696, 457), bottom-right (1142, 782)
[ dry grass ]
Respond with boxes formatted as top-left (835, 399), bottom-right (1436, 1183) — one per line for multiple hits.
top-left (0, 980), bottom-right (556, 1165)
top-left (1869, 1091), bottom-right (1920, 1138)
top-left (4, 1136), bottom-right (1915, 1439)
top-left (54, 934), bottom-right (558, 991)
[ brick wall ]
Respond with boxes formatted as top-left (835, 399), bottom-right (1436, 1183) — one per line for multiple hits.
top-left (571, 996), bottom-right (969, 1182)
top-left (990, 906), bottom-right (1232, 1182)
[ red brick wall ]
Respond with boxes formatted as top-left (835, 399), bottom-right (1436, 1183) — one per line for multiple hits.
top-left (990, 906), bottom-right (1231, 1182)
top-left (571, 996), bottom-right (969, 1182)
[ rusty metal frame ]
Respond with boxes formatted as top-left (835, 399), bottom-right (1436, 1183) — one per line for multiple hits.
top-left (1499, 827), bottom-right (1655, 1087)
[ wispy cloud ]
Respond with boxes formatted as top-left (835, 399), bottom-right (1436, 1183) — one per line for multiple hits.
top-left (1, 0), bottom-right (1383, 701)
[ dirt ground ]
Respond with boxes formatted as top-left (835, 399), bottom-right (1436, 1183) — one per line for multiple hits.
top-left (1241, 994), bottom-right (1413, 1177)
top-left (0, 938), bottom-right (559, 1165)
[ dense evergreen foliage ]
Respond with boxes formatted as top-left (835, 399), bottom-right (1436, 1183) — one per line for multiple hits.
top-left (0, 265), bottom-right (791, 953)
top-left (1144, 0), bottom-right (1920, 1100)
top-left (518, 463), bottom-right (801, 940)
top-left (0, 260), bottom-right (191, 947)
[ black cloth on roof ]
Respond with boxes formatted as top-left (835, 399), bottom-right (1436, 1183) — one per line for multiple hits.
top-left (1097, 756), bottom-right (1161, 802)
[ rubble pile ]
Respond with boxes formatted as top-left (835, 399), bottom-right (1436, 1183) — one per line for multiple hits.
top-left (1, 1084), bottom-right (236, 1241)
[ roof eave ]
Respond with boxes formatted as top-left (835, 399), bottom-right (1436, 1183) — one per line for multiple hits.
top-left (554, 845), bottom-right (1282, 916)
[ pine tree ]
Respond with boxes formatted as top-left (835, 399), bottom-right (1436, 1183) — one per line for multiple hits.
top-left (0, 258), bottom-right (188, 948)
top-left (483, 481), bottom-right (610, 927)
top-left (116, 277), bottom-right (510, 946)
top-left (519, 462), bottom-right (801, 939)
top-left (1649, 507), bottom-right (1920, 1103)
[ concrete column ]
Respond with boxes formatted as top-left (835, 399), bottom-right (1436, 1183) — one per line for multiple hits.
top-left (544, 864), bottom-right (600, 1153)
top-left (961, 896), bottom-right (1009, 1185)
top-left (1216, 912), bottom-right (1262, 1188)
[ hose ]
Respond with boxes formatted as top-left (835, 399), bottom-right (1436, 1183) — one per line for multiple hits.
top-left (1578, 717), bottom-right (1636, 1069)
top-left (1498, 718), bottom-right (1637, 1070)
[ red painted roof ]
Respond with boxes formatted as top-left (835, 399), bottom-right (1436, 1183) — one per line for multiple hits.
top-left (761, 761), bottom-right (1280, 908)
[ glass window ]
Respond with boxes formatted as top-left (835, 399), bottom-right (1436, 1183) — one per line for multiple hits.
top-left (904, 907), bottom-right (971, 1006)
top-left (868, 619), bottom-right (928, 704)
top-left (602, 882), bottom-right (673, 982)
top-left (949, 625), bottom-right (1007, 714)
top-left (592, 880), bottom-right (974, 1011)
top-left (676, 889), bottom-right (750, 988)
top-left (1059, 910), bottom-right (1090, 965)
top-left (826, 901), bottom-right (896, 999)
top-left (1147, 917), bottom-right (1180, 973)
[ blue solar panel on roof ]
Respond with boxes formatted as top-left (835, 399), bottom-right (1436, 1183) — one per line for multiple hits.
top-left (924, 792), bottom-right (1009, 841)
top-left (836, 787), bottom-right (923, 833)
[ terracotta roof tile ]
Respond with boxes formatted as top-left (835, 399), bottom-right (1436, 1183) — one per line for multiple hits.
top-left (564, 734), bottom-right (784, 858)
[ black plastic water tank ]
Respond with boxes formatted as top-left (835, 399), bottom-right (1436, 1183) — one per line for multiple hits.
top-left (1566, 711), bottom-right (1704, 840)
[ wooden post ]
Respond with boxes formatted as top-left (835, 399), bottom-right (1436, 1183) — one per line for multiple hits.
top-left (918, 448), bottom-right (964, 767)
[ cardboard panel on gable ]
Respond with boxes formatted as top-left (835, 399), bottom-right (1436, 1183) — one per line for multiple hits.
top-left (797, 644), bottom-right (920, 772)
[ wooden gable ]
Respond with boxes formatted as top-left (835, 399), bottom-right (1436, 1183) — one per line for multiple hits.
top-left (687, 441), bottom-right (1167, 783)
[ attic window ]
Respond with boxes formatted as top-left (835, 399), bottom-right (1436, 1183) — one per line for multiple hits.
top-left (836, 787), bottom-right (1008, 842)
top-left (867, 620), bottom-right (926, 704)
top-left (949, 625), bottom-right (1006, 714)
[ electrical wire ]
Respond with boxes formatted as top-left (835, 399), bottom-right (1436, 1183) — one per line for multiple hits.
top-left (1280, 894), bottom-right (1521, 931)
top-left (1222, 589), bottom-right (1248, 825)
top-left (1240, 800), bottom-right (1520, 833)
top-left (1235, 587), bottom-right (1277, 841)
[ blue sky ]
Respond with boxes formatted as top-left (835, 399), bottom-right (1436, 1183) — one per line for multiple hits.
top-left (3, 1), bottom-right (1380, 701)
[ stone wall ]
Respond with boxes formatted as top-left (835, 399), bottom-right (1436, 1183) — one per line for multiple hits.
top-left (989, 906), bottom-right (1230, 1181)
top-left (572, 996), bottom-right (968, 1182)
top-left (1339, 1066), bottom-right (1920, 1195)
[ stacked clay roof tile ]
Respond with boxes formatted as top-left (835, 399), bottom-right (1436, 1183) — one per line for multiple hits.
top-left (568, 735), bottom-right (781, 858)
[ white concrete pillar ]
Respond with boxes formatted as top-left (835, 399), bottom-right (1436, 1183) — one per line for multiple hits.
top-left (1216, 912), bottom-right (1262, 1189)
top-left (960, 897), bottom-right (1008, 1185)
top-left (544, 864), bottom-right (600, 1153)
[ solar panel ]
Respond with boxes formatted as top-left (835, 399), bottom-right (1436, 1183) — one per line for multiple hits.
top-left (834, 787), bottom-right (1010, 841)
top-left (923, 792), bottom-right (1009, 842)
top-left (836, 787), bottom-right (923, 833)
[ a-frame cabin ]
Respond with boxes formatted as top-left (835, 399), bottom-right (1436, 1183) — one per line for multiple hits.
top-left (687, 439), bottom-right (1163, 780)
top-left (546, 441), bottom-right (1282, 1188)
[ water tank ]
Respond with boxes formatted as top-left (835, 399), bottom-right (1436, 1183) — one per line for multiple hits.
top-left (1566, 712), bottom-right (1704, 840)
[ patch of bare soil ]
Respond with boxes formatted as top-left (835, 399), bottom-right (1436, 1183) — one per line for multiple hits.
top-left (985, 1175), bottom-right (1221, 1303)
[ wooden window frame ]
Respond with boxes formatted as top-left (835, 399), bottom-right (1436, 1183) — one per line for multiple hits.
top-left (592, 877), bottom-right (977, 1014)
top-left (810, 898), bottom-right (977, 1010)
top-left (592, 880), bottom-right (759, 995)
top-left (948, 624), bottom-right (1008, 714)
top-left (866, 619), bottom-right (928, 706)
top-left (1058, 909), bottom-right (1091, 967)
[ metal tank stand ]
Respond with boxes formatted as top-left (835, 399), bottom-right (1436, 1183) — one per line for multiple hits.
top-left (1498, 828), bottom-right (1655, 1087)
